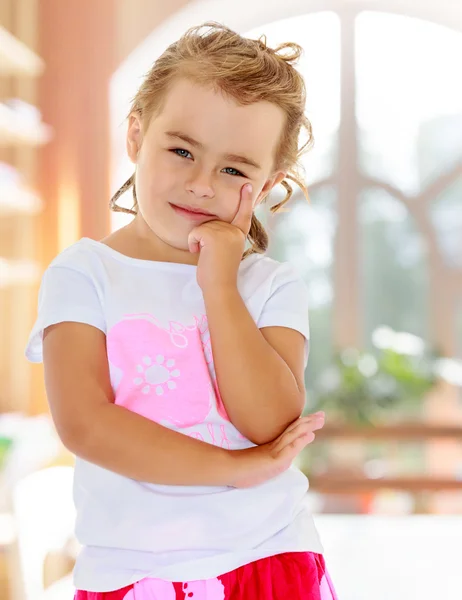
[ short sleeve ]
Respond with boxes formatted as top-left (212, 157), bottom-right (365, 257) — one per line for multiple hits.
top-left (257, 267), bottom-right (310, 344)
top-left (25, 266), bottom-right (106, 363)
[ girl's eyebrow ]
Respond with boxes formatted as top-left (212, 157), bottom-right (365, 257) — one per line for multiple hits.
top-left (165, 130), bottom-right (262, 171)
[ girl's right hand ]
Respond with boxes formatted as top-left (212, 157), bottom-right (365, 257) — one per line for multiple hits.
top-left (229, 412), bottom-right (325, 488)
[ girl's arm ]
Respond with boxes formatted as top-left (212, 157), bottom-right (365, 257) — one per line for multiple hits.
top-left (190, 186), bottom-right (309, 446)
top-left (204, 287), bottom-right (306, 445)
top-left (43, 321), bottom-right (322, 487)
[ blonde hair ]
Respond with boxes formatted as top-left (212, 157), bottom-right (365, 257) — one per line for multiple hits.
top-left (111, 22), bottom-right (313, 255)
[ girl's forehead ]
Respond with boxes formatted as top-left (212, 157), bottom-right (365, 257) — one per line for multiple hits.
top-left (161, 77), bottom-right (283, 122)
top-left (154, 78), bottom-right (285, 165)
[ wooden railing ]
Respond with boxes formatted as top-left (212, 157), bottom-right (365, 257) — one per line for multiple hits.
top-left (309, 424), bottom-right (462, 494)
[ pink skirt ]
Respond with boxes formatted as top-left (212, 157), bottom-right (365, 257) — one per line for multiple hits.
top-left (74, 552), bottom-right (338, 599)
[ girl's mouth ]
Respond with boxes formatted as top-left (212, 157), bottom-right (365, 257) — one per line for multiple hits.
top-left (169, 203), bottom-right (217, 221)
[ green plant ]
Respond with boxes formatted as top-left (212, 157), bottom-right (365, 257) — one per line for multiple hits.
top-left (308, 329), bottom-right (438, 424)
top-left (0, 436), bottom-right (13, 471)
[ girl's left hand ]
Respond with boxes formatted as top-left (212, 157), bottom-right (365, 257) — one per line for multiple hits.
top-left (188, 184), bottom-right (254, 292)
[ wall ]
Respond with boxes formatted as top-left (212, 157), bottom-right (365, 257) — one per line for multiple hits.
top-left (116, 0), bottom-right (192, 65)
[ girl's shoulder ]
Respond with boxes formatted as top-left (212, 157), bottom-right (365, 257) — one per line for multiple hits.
top-left (48, 237), bottom-right (106, 271)
top-left (241, 252), bottom-right (305, 286)
top-left (239, 252), bottom-right (307, 302)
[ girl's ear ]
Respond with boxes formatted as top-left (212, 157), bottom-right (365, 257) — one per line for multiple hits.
top-left (127, 113), bottom-right (143, 164)
top-left (255, 171), bottom-right (287, 205)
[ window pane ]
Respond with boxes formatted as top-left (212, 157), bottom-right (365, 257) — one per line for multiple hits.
top-left (266, 186), bottom-right (336, 392)
top-left (356, 12), bottom-right (462, 196)
top-left (360, 188), bottom-right (429, 345)
top-left (430, 176), bottom-right (462, 269)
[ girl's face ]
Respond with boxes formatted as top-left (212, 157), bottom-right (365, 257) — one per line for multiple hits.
top-left (126, 77), bottom-right (286, 253)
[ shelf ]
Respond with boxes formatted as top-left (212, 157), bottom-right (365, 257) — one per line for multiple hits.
top-left (0, 259), bottom-right (40, 288)
top-left (0, 25), bottom-right (44, 77)
top-left (309, 475), bottom-right (462, 494)
top-left (316, 424), bottom-right (462, 441)
top-left (0, 103), bottom-right (52, 147)
top-left (0, 185), bottom-right (42, 215)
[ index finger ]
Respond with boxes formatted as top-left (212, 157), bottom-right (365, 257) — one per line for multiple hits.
top-left (231, 184), bottom-right (254, 235)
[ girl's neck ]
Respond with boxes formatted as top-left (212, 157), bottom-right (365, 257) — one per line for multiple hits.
top-left (100, 218), bottom-right (198, 266)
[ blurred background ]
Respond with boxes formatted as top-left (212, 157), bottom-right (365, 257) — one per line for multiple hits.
top-left (0, 0), bottom-right (461, 599)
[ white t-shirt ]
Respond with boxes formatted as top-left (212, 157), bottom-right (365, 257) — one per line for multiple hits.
top-left (25, 237), bottom-right (323, 592)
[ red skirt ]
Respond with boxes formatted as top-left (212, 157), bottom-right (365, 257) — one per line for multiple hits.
top-left (74, 552), bottom-right (337, 599)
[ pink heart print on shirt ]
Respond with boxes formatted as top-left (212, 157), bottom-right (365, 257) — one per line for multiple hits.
top-left (107, 314), bottom-right (225, 428)
top-left (194, 315), bottom-right (229, 422)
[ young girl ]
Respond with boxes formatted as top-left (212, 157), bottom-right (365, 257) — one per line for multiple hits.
top-left (26, 22), bottom-right (337, 600)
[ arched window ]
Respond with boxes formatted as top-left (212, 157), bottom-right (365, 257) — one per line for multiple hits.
top-left (111, 1), bottom-right (462, 397)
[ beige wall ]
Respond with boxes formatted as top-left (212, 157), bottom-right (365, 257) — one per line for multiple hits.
top-left (116, 0), bottom-right (192, 64)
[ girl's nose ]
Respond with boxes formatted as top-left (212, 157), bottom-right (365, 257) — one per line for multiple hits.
top-left (186, 166), bottom-right (215, 199)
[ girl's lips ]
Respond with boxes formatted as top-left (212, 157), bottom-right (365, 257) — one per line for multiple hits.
top-left (169, 203), bottom-right (217, 221)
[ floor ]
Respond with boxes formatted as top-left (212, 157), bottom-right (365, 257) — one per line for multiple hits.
top-left (316, 515), bottom-right (462, 600)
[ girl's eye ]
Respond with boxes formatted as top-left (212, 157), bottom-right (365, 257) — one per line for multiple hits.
top-left (171, 150), bottom-right (245, 178)
top-left (171, 148), bottom-right (192, 159)
top-left (222, 167), bottom-right (245, 177)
